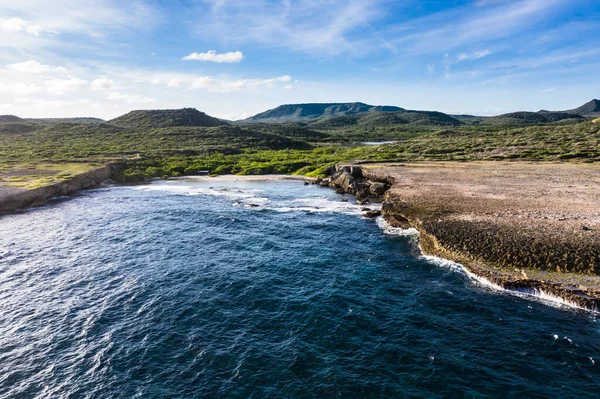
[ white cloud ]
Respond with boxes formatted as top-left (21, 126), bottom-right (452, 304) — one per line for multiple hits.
top-left (0, 82), bottom-right (42, 95)
top-left (167, 78), bottom-right (181, 88)
top-left (91, 77), bottom-right (115, 90)
top-left (191, 75), bottom-right (292, 92)
top-left (0, 17), bottom-right (51, 36)
top-left (456, 50), bottom-right (492, 62)
top-left (7, 60), bottom-right (67, 74)
top-left (45, 77), bottom-right (88, 95)
top-left (284, 84), bottom-right (293, 90)
top-left (107, 91), bottom-right (156, 104)
top-left (182, 50), bottom-right (244, 63)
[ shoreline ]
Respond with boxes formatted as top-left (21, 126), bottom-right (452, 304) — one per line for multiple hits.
top-left (375, 218), bottom-right (591, 312)
top-left (321, 163), bottom-right (600, 312)
top-left (3, 163), bottom-right (600, 312)
top-left (171, 174), bottom-right (315, 182)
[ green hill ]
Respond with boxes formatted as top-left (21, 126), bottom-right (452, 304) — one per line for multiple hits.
top-left (246, 102), bottom-right (404, 122)
top-left (234, 122), bottom-right (330, 142)
top-left (0, 115), bottom-right (25, 123)
top-left (26, 117), bottom-right (104, 124)
top-left (564, 99), bottom-right (600, 118)
top-left (311, 110), bottom-right (463, 128)
top-left (109, 108), bottom-right (228, 129)
top-left (484, 111), bottom-right (583, 126)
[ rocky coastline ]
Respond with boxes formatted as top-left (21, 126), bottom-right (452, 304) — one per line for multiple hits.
top-left (0, 163), bottom-right (124, 214)
top-left (319, 164), bottom-right (600, 312)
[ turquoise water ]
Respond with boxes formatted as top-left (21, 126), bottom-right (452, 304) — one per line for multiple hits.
top-left (0, 179), bottom-right (599, 398)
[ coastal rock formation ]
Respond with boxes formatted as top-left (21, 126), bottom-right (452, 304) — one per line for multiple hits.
top-left (326, 162), bottom-right (600, 311)
top-left (323, 165), bottom-right (390, 201)
top-left (0, 163), bottom-right (123, 213)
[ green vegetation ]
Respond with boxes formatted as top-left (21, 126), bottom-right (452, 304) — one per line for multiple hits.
top-left (484, 111), bottom-right (583, 126)
top-left (0, 163), bottom-right (101, 189)
top-left (1, 104), bottom-right (599, 186)
top-left (310, 110), bottom-right (463, 128)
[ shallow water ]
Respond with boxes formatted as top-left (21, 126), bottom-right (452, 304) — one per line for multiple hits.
top-left (1, 179), bottom-right (599, 398)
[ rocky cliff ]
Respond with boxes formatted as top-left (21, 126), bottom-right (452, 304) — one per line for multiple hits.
top-left (0, 164), bottom-right (123, 213)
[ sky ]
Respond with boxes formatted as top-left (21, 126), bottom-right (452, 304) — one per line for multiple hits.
top-left (0, 0), bottom-right (599, 120)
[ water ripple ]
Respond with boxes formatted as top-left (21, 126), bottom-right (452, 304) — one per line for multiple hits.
top-left (0, 179), bottom-right (599, 398)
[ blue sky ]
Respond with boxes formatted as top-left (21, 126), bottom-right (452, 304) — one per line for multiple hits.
top-left (0, 0), bottom-right (599, 119)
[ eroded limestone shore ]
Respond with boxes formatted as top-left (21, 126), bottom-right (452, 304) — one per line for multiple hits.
top-left (319, 162), bottom-right (600, 311)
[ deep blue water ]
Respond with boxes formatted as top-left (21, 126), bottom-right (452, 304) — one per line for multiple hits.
top-left (0, 178), bottom-right (599, 398)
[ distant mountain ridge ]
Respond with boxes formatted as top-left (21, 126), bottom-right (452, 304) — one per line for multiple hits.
top-left (246, 102), bottom-right (404, 122)
top-left (484, 111), bottom-right (584, 126)
top-left (564, 99), bottom-right (600, 117)
top-left (109, 108), bottom-right (228, 129)
top-left (0, 115), bottom-right (25, 123)
top-left (0, 115), bottom-right (103, 124)
top-left (310, 110), bottom-right (463, 128)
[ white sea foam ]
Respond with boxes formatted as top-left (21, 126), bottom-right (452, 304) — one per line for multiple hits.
top-left (257, 196), bottom-right (363, 215)
top-left (374, 216), bottom-right (596, 313)
top-left (132, 184), bottom-right (264, 199)
top-left (375, 217), bottom-right (419, 237)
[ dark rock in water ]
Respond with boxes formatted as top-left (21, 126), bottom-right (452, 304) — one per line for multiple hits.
top-left (361, 207), bottom-right (372, 211)
top-left (363, 210), bottom-right (382, 218)
top-left (335, 188), bottom-right (346, 194)
top-left (341, 198), bottom-right (348, 202)
top-left (304, 181), bottom-right (310, 186)
top-left (315, 177), bottom-right (323, 184)
top-left (370, 182), bottom-right (388, 196)
top-left (247, 204), bottom-right (261, 207)
top-left (319, 178), bottom-right (331, 187)
top-left (356, 196), bottom-right (369, 205)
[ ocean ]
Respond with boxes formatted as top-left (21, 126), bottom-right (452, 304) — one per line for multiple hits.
top-left (1, 178), bottom-right (598, 398)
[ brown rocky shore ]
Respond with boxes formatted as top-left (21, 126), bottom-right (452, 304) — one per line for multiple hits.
top-left (319, 162), bottom-right (600, 311)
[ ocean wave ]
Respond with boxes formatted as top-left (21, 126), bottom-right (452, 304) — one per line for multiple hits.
top-left (132, 183), bottom-right (265, 199)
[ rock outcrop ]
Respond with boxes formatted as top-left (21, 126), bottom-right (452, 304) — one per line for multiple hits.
top-left (319, 165), bottom-right (391, 205)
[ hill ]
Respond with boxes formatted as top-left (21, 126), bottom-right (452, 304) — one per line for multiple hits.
top-left (246, 102), bottom-right (404, 122)
top-left (0, 115), bottom-right (25, 123)
top-left (26, 117), bottom-right (104, 124)
top-left (484, 111), bottom-right (583, 126)
top-left (108, 108), bottom-right (228, 129)
top-left (234, 123), bottom-right (330, 142)
top-left (311, 110), bottom-right (463, 128)
top-left (564, 99), bottom-right (600, 117)
top-left (451, 114), bottom-right (489, 123)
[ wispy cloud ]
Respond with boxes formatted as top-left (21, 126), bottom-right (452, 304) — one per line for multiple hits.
top-left (0, 0), bottom-right (160, 44)
top-left (182, 50), bottom-right (244, 63)
top-left (191, 75), bottom-right (291, 93)
top-left (0, 17), bottom-right (53, 36)
top-left (193, 0), bottom-right (387, 55)
top-left (388, 0), bottom-right (569, 54)
top-left (456, 50), bottom-right (492, 62)
top-left (7, 60), bottom-right (67, 74)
